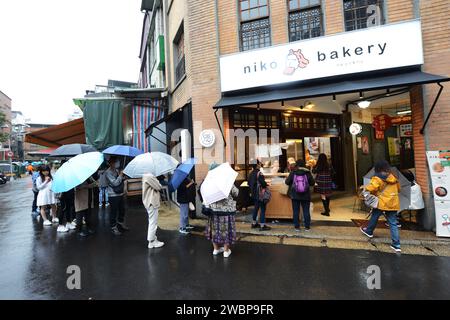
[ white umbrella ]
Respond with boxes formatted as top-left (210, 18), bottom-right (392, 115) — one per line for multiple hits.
top-left (200, 162), bottom-right (238, 205)
top-left (123, 152), bottom-right (179, 178)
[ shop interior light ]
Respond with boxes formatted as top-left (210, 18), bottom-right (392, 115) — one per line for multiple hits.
top-left (305, 101), bottom-right (314, 109)
top-left (397, 109), bottom-right (411, 115)
top-left (357, 100), bottom-right (371, 109)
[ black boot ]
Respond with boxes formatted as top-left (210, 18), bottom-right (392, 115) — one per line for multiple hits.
top-left (320, 199), bottom-right (329, 216)
top-left (325, 198), bottom-right (331, 216)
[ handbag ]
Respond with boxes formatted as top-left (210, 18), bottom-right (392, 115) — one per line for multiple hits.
top-left (257, 172), bottom-right (271, 203)
top-left (361, 183), bottom-right (388, 209)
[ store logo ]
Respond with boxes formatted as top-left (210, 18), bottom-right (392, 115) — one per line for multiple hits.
top-left (284, 49), bottom-right (309, 75)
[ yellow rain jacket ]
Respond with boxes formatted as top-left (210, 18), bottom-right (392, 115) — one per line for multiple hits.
top-left (365, 174), bottom-right (401, 211)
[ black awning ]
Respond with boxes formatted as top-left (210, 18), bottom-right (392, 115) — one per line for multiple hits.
top-left (214, 70), bottom-right (450, 108)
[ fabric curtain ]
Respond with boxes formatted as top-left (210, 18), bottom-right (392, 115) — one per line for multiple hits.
top-left (83, 100), bottom-right (124, 150)
top-left (132, 100), bottom-right (165, 153)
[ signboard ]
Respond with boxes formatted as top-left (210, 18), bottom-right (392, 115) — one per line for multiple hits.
top-left (391, 115), bottom-right (412, 125)
top-left (399, 124), bottom-right (413, 137)
top-left (372, 114), bottom-right (392, 131)
top-left (349, 123), bottom-right (362, 135)
top-left (199, 130), bottom-right (216, 148)
top-left (7, 151), bottom-right (13, 158)
top-left (426, 151), bottom-right (450, 237)
top-left (220, 20), bottom-right (424, 92)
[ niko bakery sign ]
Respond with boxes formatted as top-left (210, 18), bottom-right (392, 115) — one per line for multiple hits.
top-left (220, 20), bottom-right (424, 92)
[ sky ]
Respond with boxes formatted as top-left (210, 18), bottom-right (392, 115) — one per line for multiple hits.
top-left (0, 0), bottom-right (143, 124)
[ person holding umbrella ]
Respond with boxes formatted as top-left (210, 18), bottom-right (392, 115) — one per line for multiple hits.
top-left (106, 156), bottom-right (127, 235)
top-left (74, 177), bottom-right (97, 237)
top-left (177, 176), bottom-right (196, 235)
top-left (360, 160), bottom-right (402, 253)
top-left (142, 173), bottom-right (164, 248)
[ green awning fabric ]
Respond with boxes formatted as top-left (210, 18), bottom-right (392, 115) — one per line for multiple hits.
top-left (83, 100), bottom-right (124, 150)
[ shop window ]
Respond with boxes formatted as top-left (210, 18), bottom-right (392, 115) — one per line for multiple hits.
top-left (259, 114), bottom-right (279, 128)
top-left (239, 0), bottom-right (271, 51)
top-left (343, 0), bottom-right (384, 31)
top-left (174, 25), bottom-right (185, 85)
top-left (288, 0), bottom-right (323, 42)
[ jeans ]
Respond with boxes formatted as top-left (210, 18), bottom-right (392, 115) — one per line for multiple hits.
top-left (292, 200), bottom-right (311, 229)
top-left (109, 196), bottom-right (125, 228)
top-left (252, 200), bottom-right (267, 224)
top-left (32, 191), bottom-right (38, 212)
top-left (180, 203), bottom-right (189, 229)
top-left (99, 187), bottom-right (109, 204)
top-left (147, 207), bottom-right (159, 242)
top-left (366, 208), bottom-right (401, 248)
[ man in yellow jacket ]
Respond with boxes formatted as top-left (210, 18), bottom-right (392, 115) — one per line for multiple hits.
top-left (360, 160), bottom-right (402, 253)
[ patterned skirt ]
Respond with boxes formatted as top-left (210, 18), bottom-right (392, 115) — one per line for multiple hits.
top-left (314, 172), bottom-right (333, 195)
top-left (205, 214), bottom-right (237, 245)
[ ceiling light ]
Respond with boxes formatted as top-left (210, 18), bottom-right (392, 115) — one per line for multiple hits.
top-left (305, 101), bottom-right (314, 109)
top-left (357, 100), bottom-right (371, 109)
top-left (397, 110), bottom-right (411, 115)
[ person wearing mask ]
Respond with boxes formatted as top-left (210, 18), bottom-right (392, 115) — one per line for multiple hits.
top-left (36, 165), bottom-right (58, 226)
top-left (177, 177), bottom-right (195, 234)
top-left (74, 177), bottom-right (96, 237)
top-left (31, 166), bottom-right (41, 219)
top-left (312, 153), bottom-right (335, 217)
top-left (248, 161), bottom-right (271, 231)
top-left (142, 173), bottom-right (164, 249)
top-left (360, 160), bottom-right (402, 253)
top-left (204, 163), bottom-right (238, 258)
top-left (285, 160), bottom-right (315, 232)
top-left (106, 157), bottom-right (127, 235)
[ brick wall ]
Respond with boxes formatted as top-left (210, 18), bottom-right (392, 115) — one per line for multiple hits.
top-left (387, 0), bottom-right (414, 22)
top-left (218, 0), bottom-right (239, 55)
top-left (323, 0), bottom-right (344, 35)
top-left (187, 0), bottom-right (223, 180)
top-left (420, 0), bottom-right (450, 151)
top-left (270, 0), bottom-right (289, 45)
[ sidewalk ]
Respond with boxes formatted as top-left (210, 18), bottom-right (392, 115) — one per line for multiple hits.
top-left (155, 204), bottom-right (450, 257)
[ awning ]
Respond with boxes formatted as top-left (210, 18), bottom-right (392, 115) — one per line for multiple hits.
top-left (214, 70), bottom-right (450, 108)
top-left (24, 118), bottom-right (85, 148)
top-left (27, 148), bottom-right (57, 156)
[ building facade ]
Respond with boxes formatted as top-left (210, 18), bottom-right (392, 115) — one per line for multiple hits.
top-left (0, 90), bottom-right (12, 161)
top-left (139, 0), bottom-right (450, 231)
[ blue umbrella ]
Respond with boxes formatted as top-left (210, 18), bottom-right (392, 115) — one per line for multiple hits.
top-left (102, 145), bottom-right (144, 157)
top-left (168, 158), bottom-right (197, 192)
top-left (52, 152), bottom-right (104, 193)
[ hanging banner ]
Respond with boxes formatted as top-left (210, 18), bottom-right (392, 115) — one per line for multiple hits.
top-left (426, 151), bottom-right (450, 237)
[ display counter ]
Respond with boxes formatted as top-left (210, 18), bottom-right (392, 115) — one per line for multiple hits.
top-left (265, 175), bottom-right (293, 219)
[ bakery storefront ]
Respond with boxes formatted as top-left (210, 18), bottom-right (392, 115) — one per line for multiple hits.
top-left (214, 20), bottom-right (450, 222)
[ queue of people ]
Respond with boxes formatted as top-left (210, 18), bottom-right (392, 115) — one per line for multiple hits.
top-left (28, 153), bottom-right (403, 255)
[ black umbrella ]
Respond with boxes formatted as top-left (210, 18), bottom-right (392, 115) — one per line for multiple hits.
top-left (49, 144), bottom-right (97, 158)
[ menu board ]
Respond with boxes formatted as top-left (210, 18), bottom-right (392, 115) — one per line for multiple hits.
top-left (426, 151), bottom-right (450, 237)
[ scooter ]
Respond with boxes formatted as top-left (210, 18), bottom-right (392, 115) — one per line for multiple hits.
top-left (0, 172), bottom-right (7, 184)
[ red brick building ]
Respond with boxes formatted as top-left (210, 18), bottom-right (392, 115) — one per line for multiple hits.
top-left (141, 0), bottom-right (450, 231)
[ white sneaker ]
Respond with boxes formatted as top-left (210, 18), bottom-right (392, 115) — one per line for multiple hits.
top-left (52, 217), bottom-right (59, 224)
top-left (43, 220), bottom-right (52, 226)
top-left (105, 203), bottom-right (110, 207)
top-left (71, 221), bottom-right (77, 227)
top-left (213, 248), bottom-right (225, 256)
top-left (82, 218), bottom-right (86, 225)
top-left (148, 239), bottom-right (165, 249)
top-left (223, 249), bottom-right (232, 258)
top-left (66, 223), bottom-right (76, 230)
top-left (57, 225), bottom-right (69, 233)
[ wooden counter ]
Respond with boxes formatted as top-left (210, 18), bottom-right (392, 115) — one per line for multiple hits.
top-left (265, 180), bottom-right (293, 219)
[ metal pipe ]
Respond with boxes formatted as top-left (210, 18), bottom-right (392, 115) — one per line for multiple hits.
top-left (214, 109), bottom-right (227, 147)
top-left (420, 82), bottom-right (444, 135)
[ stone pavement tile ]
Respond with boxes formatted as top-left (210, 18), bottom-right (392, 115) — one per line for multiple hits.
top-left (374, 243), bottom-right (436, 256)
top-left (423, 244), bottom-right (450, 257)
top-left (239, 235), bottom-right (282, 245)
top-left (325, 239), bottom-right (378, 251)
top-left (282, 237), bottom-right (325, 247)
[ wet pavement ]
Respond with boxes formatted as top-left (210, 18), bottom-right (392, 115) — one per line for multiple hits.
top-left (1, 178), bottom-right (450, 300)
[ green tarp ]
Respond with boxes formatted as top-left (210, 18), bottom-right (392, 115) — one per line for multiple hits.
top-left (83, 100), bottom-right (124, 150)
